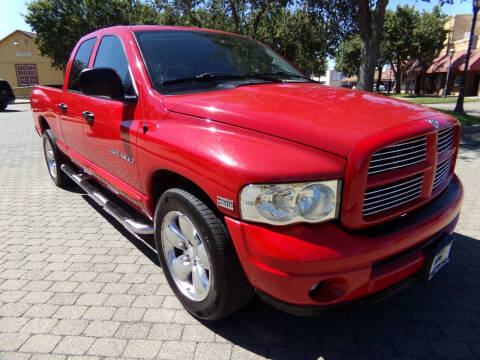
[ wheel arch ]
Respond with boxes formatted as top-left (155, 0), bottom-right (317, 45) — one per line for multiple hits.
top-left (149, 169), bottom-right (222, 218)
top-left (39, 115), bottom-right (50, 134)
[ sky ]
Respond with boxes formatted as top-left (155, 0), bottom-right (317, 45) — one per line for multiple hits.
top-left (387, 0), bottom-right (471, 14)
top-left (0, 0), bottom-right (30, 39)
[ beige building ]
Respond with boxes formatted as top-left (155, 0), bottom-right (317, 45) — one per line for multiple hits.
top-left (445, 14), bottom-right (480, 52)
top-left (0, 30), bottom-right (63, 97)
top-left (408, 14), bottom-right (480, 96)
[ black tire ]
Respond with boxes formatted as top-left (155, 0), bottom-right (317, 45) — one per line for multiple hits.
top-left (154, 188), bottom-right (253, 320)
top-left (42, 129), bottom-right (71, 187)
top-left (0, 103), bottom-right (6, 111)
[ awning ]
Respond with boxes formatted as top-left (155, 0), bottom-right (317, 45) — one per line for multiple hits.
top-left (408, 49), bottom-right (480, 75)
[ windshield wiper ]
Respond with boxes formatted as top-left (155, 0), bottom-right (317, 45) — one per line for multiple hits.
top-left (253, 71), bottom-right (317, 83)
top-left (162, 72), bottom-right (247, 86)
top-left (161, 72), bottom-right (282, 86)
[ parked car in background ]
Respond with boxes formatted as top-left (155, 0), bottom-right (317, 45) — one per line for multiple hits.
top-left (30, 26), bottom-right (463, 320)
top-left (0, 79), bottom-right (15, 111)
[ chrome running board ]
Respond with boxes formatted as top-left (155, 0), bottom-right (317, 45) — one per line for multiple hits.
top-left (60, 164), bottom-right (154, 235)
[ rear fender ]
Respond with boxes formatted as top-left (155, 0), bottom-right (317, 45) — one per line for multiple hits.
top-left (30, 86), bottom-right (64, 142)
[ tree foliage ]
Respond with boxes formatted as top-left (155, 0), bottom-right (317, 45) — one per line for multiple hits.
top-left (413, 6), bottom-right (449, 87)
top-left (151, 0), bottom-right (355, 75)
top-left (351, 0), bottom-right (389, 92)
top-left (382, 6), bottom-right (419, 93)
top-left (25, 0), bottom-right (354, 75)
top-left (334, 33), bottom-right (361, 78)
top-left (25, 0), bottom-right (452, 87)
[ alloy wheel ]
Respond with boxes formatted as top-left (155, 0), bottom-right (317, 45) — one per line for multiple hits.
top-left (161, 211), bottom-right (212, 301)
top-left (44, 139), bottom-right (57, 179)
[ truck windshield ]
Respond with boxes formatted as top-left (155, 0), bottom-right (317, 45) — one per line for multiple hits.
top-left (134, 30), bottom-right (307, 93)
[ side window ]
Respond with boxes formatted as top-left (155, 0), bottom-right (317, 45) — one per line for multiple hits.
top-left (94, 35), bottom-right (134, 95)
top-left (68, 37), bottom-right (96, 91)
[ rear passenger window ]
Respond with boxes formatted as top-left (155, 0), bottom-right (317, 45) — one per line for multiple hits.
top-left (94, 35), bottom-right (134, 95)
top-left (68, 37), bottom-right (96, 91)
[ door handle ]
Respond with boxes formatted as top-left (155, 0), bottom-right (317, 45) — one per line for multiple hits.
top-left (58, 103), bottom-right (67, 114)
top-left (82, 111), bottom-right (94, 124)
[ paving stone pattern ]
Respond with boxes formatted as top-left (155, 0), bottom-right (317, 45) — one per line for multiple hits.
top-left (0, 103), bottom-right (479, 359)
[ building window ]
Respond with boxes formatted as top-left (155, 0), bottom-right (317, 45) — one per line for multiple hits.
top-left (15, 64), bottom-right (39, 86)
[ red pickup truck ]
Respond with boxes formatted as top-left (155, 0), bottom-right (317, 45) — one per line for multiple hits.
top-left (31, 25), bottom-right (463, 320)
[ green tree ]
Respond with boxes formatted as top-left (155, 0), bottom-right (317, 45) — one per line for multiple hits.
top-left (375, 37), bottom-right (390, 90)
top-left (25, 0), bottom-right (453, 83)
top-left (26, 0), bottom-right (353, 76)
top-left (351, 0), bottom-right (455, 92)
top-left (382, 6), bottom-right (419, 94)
top-left (334, 30), bottom-right (388, 89)
top-left (334, 33), bottom-right (361, 78)
top-left (25, 0), bottom-right (158, 70)
top-left (335, 4), bottom-right (446, 93)
top-left (413, 6), bottom-right (448, 94)
top-left (352, 0), bottom-right (389, 92)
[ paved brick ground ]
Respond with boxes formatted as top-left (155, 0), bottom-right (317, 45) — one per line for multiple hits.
top-left (0, 102), bottom-right (479, 360)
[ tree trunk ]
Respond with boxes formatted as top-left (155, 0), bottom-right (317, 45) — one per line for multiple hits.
top-left (376, 65), bottom-right (383, 92)
top-left (228, 0), bottom-right (240, 33)
top-left (355, 0), bottom-right (389, 92)
top-left (252, 4), bottom-right (268, 38)
top-left (358, 38), bottom-right (379, 92)
top-left (415, 71), bottom-right (424, 95)
top-left (394, 68), bottom-right (402, 94)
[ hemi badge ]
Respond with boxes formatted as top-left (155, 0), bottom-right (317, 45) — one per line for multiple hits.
top-left (217, 196), bottom-right (234, 211)
top-left (426, 119), bottom-right (439, 129)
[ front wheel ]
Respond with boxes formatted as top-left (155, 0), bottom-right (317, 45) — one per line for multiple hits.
top-left (154, 188), bottom-right (253, 320)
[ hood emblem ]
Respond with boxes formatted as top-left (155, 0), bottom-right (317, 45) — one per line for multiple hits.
top-left (426, 119), bottom-right (439, 129)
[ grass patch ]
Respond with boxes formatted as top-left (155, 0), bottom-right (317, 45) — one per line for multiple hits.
top-left (432, 109), bottom-right (480, 126)
top-left (388, 95), bottom-right (480, 104)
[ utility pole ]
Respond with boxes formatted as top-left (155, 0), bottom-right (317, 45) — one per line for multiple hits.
top-left (340, 48), bottom-right (345, 87)
top-left (442, 47), bottom-right (455, 99)
top-left (454, 0), bottom-right (480, 113)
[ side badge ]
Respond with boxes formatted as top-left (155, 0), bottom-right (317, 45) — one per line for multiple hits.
top-left (109, 148), bottom-right (134, 164)
top-left (217, 196), bottom-right (234, 211)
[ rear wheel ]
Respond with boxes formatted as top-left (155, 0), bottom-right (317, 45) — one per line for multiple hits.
top-left (42, 129), bottom-right (71, 187)
top-left (0, 103), bottom-right (6, 111)
top-left (154, 188), bottom-right (253, 320)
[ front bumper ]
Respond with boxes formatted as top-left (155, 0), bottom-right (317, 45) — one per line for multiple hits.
top-left (225, 175), bottom-right (463, 311)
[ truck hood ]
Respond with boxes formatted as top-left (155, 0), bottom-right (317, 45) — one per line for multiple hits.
top-left (163, 83), bottom-right (444, 158)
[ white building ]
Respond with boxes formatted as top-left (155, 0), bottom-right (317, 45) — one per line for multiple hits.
top-left (317, 70), bottom-right (342, 87)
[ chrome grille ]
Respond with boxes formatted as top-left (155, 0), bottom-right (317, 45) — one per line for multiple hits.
top-left (363, 174), bottom-right (423, 216)
top-left (433, 158), bottom-right (452, 191)
top-left (368, 137), bottom-right (426, 175)
top-left (438, 127), bottom-right (454, 154)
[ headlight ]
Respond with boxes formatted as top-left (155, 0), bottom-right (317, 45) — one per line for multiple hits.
top-left (240, 180), bottom-right (341, 225)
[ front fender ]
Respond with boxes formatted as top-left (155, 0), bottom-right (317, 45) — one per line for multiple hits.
top-left (137, 111), bottom-right (345, 219)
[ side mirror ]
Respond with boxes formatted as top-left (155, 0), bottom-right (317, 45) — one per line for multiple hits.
top-left (79, 68), bottom-right (136, 103)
